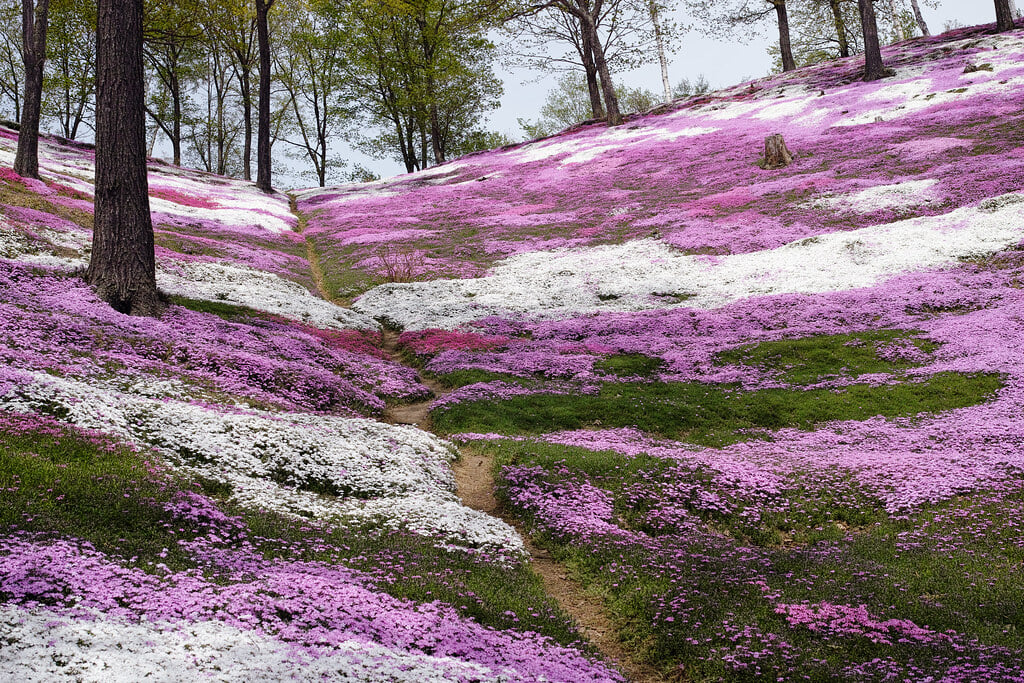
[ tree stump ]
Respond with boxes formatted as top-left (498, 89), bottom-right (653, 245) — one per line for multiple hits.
top-left (762, 133), bottom-right (793, 169)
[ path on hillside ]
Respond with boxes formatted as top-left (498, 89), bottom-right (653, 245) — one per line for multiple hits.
top-left (375, 330), bottom-right (666, 683)
top-left (292, 200), bottom-right (666, 683)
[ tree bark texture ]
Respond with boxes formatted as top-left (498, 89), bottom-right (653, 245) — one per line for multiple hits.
top-left (830, 0), bottom-right (850, 57)
top-left (169, 57), bottom-right (182, 165)
top-left (773, 1), bottom-right (796, 72)
top-left (995, 0), bottom-right (1016, 32)
top-left (762, 133), bottom-right (793, 169)
top-left (910, 0), bottom-right (929, 36)
top-left (240, 66), bottom-right (252, 181)
top-left (580, 25), bottom-right (605, 119)
top-left (648, 1), bottom-right (672, 101)
top-left (13, 0), bottom-right (49, 179)
top-left (86, 0), bottom-right (162, 317)
top-left (255, 0), bottom-right (273, 193)
top-left (579, 12), bottom-right (621, 125)
top-left (859, 0), bottom-right (887, 81)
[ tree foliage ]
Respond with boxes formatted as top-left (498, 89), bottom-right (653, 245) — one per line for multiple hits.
top-left (518, 70), bottom-right (658, 138)
top-left (329, 0), bottom-right (503, 173)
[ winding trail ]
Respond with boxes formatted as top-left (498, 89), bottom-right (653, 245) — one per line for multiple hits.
top-left (376, 330), bottom-right (666, 683)
top-left (293, 200), bottom-right (666, 682)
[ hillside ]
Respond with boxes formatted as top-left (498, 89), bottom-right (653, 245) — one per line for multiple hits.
top-left (3, 22), bottom-right (1024, 682)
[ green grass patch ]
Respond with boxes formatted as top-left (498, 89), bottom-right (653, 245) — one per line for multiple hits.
top-left (432, 369), bottom-right (528, 389)
top-left (593, 353), bottom-right (664, 378)
top-left (0, 422), bottom-right (200, 572)
top-left (432, 371), bottom-right (1003, 446)
top-left (167, 295), bottom-right (281, 323)
top-left (716, 330), bottom-right (939, 385)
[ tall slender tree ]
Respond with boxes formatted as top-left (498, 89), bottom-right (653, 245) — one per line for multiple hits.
top-left (909, 0), bottom-right (928, 36)
top-left (648, 1), bottom-right (671, 100)
top-left (773, 0), bottom-right (796, 71)
top-left (689, 1), bottom-right (796, 73)
top-left (254, 0), bottom-right (273, 192)
top-left (0, 4), bottom-right (24, 121)
top-left (552, 1), bottom-right (623, 124)
top-left (276, 0), bottom-right (348, 187)
top-left (13, 0), bottom-right (49, 178)
top-left (86, 0), bottom-right (161, 316)
top-left (829, 0), bottom-right (851, 57)
top-left (205, 0), bottom-right (257, 180)
top-left (858, 0), bottom-right (886, 80)
top-left (994, 0), bottom-right (1015, 32)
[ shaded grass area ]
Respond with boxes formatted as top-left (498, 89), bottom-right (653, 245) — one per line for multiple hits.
top-left (433, 372), bottom-right (1003, 447)
top-left (481, 440), bottom-right (1024, 680)
top-left (167, 294), bottom-right (283, 324)
top-left (716, 330), bottom-right (939, 384)
top-left (0, 418), bottom-right (582, 646)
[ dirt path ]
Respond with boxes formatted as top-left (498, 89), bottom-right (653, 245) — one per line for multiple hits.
top-left (454, 449), bottom-right (667, 683)
top-left (376, 330), bottom-right (666, 683)
top-left (291, 195), bottom-right (335, 305)
top-left (291, 201), bottom-right (665, 682)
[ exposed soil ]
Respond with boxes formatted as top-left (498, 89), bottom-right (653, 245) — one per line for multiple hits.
top-left (376, 328), bottom-right (669, 683)
top-left (453, 449), bottom-right (669, 683)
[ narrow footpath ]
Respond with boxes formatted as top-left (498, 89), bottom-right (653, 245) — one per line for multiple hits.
top-left (377, 331), bottom-right (666, 683)
top-left (295, 201), bottom-right (665, 683)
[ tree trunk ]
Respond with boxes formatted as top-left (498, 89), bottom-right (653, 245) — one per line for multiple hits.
top-left (13, 0), bottom-right (49, 179)
top-left (580, 12), bottom-right (621, 126)
top-left (419, 120), bottom-right (428, 169)
top-left (430, 102), bottom-right (445, 164)
top-left (240, 66), bottom-right (252, 180)
top-left (995, 0), bottom-right (1015, 32)
top-left (762, 133), bottom-right (793, 169)
top-left (169, 62), bottom-right (181, 166)
top-left (909, 0), bottom-right (929, 36)
top-left (648, 1), bottom-right (671, 101)
top-left (87, 0), bottom-right (162, 317)
top-left (773, 1), bottom-right (796, 72)
top-left (580, 24), bottom-right (604, 118)
top-left (830, 0), bottom-right (850, 57)
top-left (859, 0), bottom-right (887, 81)
top-left (255, 0), bottom-right (273, 193)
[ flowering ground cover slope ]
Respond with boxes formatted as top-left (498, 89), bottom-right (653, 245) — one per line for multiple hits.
top-left (296, 21), bottom-right (1024, 682)
top-left (0, 131), bottom-right (621, 678)
top-left (4, 20), bottom-right (1024, 683)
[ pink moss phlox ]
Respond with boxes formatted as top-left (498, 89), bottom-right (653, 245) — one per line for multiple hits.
top-left (775, 602), bottom-right (953, 646)
top-left (0, 534), bottom-right (623, 682)
top-left (398, 329), bottom-right (510, 355)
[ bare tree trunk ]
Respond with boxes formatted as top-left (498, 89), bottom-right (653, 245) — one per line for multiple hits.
top-left (859, 0), bottom-right (887, 81)
top-left (886, 0), bottom-right (902, 39)
top-left (240, 66), bottom-right (252, 180)
top-left (255, 0), bottom-right (273, 192)
top-left (169, 63), bottom-right (181, 165)
top-left (579, 23), bottom-right (604, 118)
top-left (430, 102), bottom-right (445, 164)
top-left (909, 0), bottom-right (929, 35)
top-left (648, 1), bottom-right (671, 101)
top-left (580, 12), bottom-right (621, 126)
top-left (995, 0), bottom-right (1015, 32)
top-left (830, 0), bottom-right (851, 57)
top-left (87, 0), bottom-right (162, 317)
top-left (13, 0), bottom-right (49, 179)
top-left (773, 1), bottom-right (796, 72)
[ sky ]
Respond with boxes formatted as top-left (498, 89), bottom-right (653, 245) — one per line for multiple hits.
top-left (296, 0), bottom-right (1005, 186)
